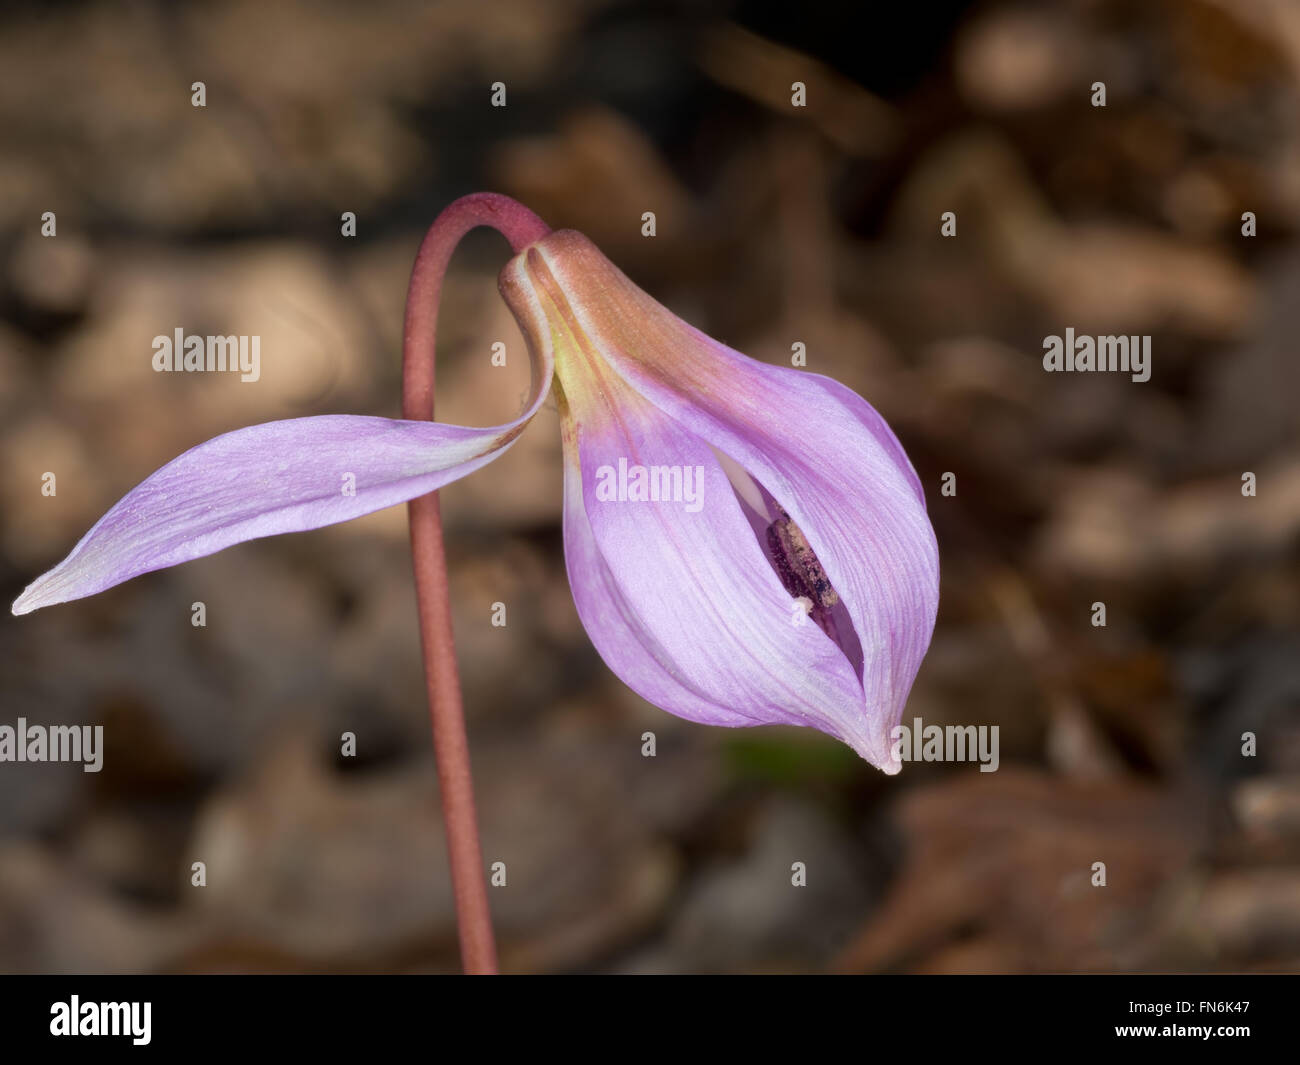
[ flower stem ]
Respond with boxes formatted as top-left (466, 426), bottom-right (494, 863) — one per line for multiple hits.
top-left (401, 193), bottom-right (550, 975)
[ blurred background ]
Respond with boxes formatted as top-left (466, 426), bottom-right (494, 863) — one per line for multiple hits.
top-left (1, 0), bottom-right (1298, 973)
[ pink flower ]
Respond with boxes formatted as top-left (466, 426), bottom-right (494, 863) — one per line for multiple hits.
top-left (14, 207), bottom-right (938, 772)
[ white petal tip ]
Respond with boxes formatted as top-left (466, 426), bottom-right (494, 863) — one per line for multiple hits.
top-left (12, 578), bottom-right (54, 616)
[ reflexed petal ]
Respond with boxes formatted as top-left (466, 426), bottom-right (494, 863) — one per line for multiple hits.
top-left (13, 380), bottom-right (551, 616)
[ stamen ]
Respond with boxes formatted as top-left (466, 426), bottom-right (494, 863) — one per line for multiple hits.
top-left (765, 507), bottom-right (841, 639)
top-left (716, 451), bottom-right (863, 676)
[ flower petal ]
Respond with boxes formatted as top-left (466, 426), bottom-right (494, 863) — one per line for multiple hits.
top-left (630, 365), bottom-right (939, 772)
top-left (556, 379), bottom-right (874, 748)
top-left (558, 407), bottom-right (760, 729)
top-left (13, 373), bottom-right (552, 616)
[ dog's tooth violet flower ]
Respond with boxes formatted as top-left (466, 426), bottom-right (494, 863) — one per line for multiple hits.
top-left (500, 231), bottom-right (938, 771)
top-left (12, 198), bottom-right (938, 773)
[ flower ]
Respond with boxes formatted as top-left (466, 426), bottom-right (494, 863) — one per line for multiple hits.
top-left (12, 212), bottom-right (938, 772)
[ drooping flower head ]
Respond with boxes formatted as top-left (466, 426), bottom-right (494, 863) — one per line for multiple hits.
top-left (13, 200), bottom-right (938, 773)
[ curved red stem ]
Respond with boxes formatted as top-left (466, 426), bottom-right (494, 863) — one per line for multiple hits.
top-left (401, 193), bottom-right (550, 975)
